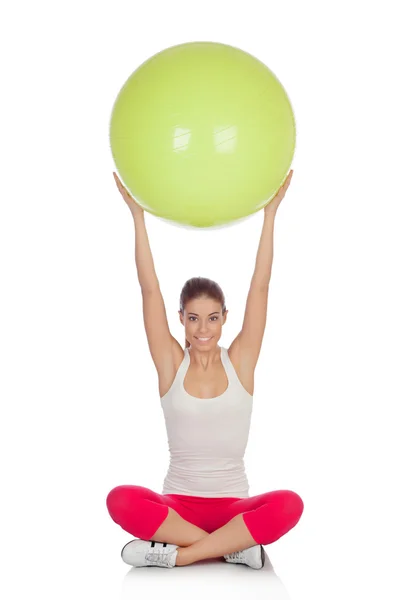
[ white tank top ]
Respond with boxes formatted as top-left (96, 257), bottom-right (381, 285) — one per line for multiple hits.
top-left (160, 346), bottom-right (253, 498)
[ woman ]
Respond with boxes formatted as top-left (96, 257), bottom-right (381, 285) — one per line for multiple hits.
top-left (106, 170), bottom-right (303, 570)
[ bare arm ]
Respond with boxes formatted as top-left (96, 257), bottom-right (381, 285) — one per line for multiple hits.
top-left (229, 170), bottom-right (293, 370)
top-left (228, 213), bottom-right (274, 370)
top-left (113, 172), bottom-right (178, 374)
top-left (133, 212), bottom-right (179, 376)
top-left (133, 211), bottom-right (160, 292)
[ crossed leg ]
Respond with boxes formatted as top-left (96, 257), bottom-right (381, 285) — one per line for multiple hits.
top-left (106, 485), bottom-right (304, 566)
top-left (175, 489), bottom-right (304, 566)
top-left (106, 485), bottom-right (210, 546)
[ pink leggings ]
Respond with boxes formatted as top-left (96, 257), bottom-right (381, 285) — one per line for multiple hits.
top-left (106, 485), bottom-right (304, 546)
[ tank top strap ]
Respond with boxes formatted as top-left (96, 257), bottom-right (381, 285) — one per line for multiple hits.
top-left (220, 346), bottom-right (240, 386)
top-left (175, 348), bottom-right (190, 384)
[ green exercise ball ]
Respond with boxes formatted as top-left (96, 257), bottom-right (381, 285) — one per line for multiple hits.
top-left (109, 41), bottom-right (296, 228)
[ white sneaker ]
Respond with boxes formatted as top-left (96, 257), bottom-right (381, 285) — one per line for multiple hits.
top-left (224, 544), bottom-right (265, 569)
top-left (121, 539), bottom-right (178, 568)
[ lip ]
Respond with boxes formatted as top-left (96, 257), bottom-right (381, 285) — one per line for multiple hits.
top-left (195, 337), bottom-right (213, 343)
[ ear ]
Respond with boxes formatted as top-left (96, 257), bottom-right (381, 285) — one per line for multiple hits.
top-left (223, 310), bottom-right (228, 325)
top-left (179, 310), bottom-right (184, 325)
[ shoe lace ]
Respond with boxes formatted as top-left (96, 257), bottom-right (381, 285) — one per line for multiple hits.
top-left (228, 550), bottom-right (244, 560)
top-left (145, 546), bottom-right (173, 566)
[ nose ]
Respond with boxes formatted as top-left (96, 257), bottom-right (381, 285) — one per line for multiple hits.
top-left (197, 327), bottom-right (210, 335)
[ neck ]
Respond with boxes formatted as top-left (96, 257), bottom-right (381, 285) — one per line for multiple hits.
top-left (189, 344), bottom-right (221, 368)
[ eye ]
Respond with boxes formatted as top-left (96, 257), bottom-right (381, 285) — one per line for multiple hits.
top-left (188, 316), bottom-right (218, 321)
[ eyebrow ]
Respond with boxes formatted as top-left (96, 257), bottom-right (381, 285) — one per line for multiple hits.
top-left (188, 312), bottom-right (220, 316)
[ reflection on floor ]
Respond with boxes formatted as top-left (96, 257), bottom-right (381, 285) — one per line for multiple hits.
top-left (120, 550), bottom-right (292, 600)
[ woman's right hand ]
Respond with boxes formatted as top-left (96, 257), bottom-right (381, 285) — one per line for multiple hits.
top-left (113, 172), bottom-right (144, 218)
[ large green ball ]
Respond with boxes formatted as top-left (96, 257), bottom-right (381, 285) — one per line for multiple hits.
top-left (109, 42), bottom-right (296, 228)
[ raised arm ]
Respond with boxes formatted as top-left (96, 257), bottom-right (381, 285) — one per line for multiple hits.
top-left (229, 170), bottom-right (293, 371)
top-left (113, 173), bottom-right (179, 376)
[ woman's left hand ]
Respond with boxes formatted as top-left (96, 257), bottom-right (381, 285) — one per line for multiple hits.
top-left (264, 169), bottom-right (294, 216)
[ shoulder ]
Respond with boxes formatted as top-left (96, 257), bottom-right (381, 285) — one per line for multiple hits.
top-left (156, 337), bottom-right (185, 398)
top-left (226, 344), bottom-right (255, 396)
top-left (227, 344), bottom-right (242, 374)
top-left (173, 338), bottom-right (186, 369)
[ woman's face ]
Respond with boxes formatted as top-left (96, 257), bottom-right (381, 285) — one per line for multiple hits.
top-left (179, 297), bottom-right (227, 347)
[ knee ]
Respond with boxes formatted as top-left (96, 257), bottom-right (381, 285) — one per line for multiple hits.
top-left (106, 486), bottom-right (127, 520)
top-left (106, 485), bottom-right (144, 519)
top-left (284, 490), bottom-right (304, 522)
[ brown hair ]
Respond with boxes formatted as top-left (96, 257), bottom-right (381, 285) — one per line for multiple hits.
top-left (179, 277), bottom-right (227, 349)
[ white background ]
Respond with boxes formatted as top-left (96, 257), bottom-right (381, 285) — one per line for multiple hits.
top-left (1, 1), bottom-right (404, 599)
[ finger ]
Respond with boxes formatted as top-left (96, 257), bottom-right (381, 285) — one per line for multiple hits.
top-left (114, 176), bottom-right (125, 191)
top-left (283, 170), bottom-right (292, 183)
top-left (283, 172), bottom-right (293, 187)
top-left (113, 172), bottom-right (123, 187)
